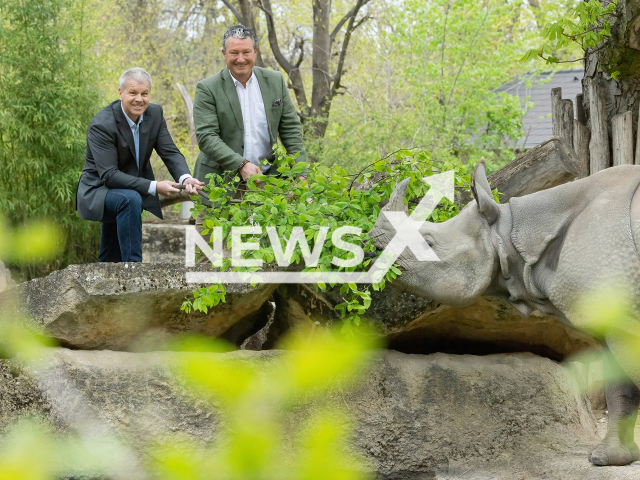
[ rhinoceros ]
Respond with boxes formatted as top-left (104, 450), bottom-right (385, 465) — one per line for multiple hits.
top-left (369, 161), bottom-right (640, 466)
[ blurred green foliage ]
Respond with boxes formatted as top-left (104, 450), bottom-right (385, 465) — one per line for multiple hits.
top-left (0, 217), bottom-right (379, 478)
top-left (0, 217), bottom-right (62, 266)
top-left (309, 0), bottom-right (538, 171)
top-left (0, 320), bottom-right (380, 479)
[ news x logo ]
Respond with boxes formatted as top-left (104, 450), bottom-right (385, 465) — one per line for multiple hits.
top-left (185, 171), bottom-right (454, 284)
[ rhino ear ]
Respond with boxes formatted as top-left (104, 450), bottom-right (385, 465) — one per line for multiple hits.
top-left (382, 178), bottom-right (410, 213)
top-left (471, 160), bottom-right (499, 225)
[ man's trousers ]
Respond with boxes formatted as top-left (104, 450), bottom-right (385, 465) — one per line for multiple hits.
top-left (98, 189), bottom-right (143, 263)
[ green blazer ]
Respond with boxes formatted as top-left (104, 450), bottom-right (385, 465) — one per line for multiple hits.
top-left (193, 67), bottom-right (306, 184)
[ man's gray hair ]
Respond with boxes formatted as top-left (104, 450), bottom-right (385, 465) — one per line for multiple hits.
top-left (119, 68), bottom-right (152, 90)
top-left (222, 24), bottom-right (258, 50)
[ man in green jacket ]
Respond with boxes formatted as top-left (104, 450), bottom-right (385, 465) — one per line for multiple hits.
top-left (193, 24), bottom-right (306, 201)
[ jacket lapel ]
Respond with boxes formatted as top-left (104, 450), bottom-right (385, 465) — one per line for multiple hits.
top-left (255, 68), bottom-right (276, 142)
top-left (221, 68), bottom-right (244, 135)
top-left (112, 101), bottom-right (138, 165)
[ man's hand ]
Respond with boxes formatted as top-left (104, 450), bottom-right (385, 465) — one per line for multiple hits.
top-left (156, 180), bottom-right (180, 196)
top-left (240, 161), bottom-right (261, 181)
top-left (183, 177), bottom-right (204, 195)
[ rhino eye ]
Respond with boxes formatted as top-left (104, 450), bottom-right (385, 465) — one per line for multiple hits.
top-left (424, 235), bottom-right (434, 247)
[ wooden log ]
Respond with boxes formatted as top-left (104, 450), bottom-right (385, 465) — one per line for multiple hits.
top-left (573, 119), bottom-right (590, 178)
top-left (444, 137), bottom-right (583, 207)
top-left (488, 137), bottom-right (579, 203)
top-left (551, 88), bottom-right (574, 147)
top-left (612, 111), bottom-right (634, 166)
top-left (588, 78), bottom-right (611, 173)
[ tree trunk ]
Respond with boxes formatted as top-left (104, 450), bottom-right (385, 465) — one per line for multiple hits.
top-left (582, 0), bottom-right (640, 156)
top-left (310, 0), bottom-right (332, 139)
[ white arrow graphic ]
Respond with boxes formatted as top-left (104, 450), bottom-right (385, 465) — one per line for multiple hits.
top-left (186, 171), bottom-right (456, 284)
top-left (367, 171), bottom-right (454, 283)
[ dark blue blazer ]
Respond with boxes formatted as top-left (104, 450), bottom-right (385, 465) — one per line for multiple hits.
top-left (76, 100), bottom-right (190, 221)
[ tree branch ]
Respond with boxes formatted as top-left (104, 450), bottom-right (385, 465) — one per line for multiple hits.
top-left (294, 36), bottom-right (305, 68)
top-left (538, 39), bottom-right (610, 64)
top-left (256, 0), bottom-right (294, 72)
top-left (331, 0), bottom-right (371, 99)
top-left (220, 0), bottom-right (246, 25)
top-left (351, 14), bottom-right (371, 32)
top-left (255, 0), bottom-right (309, 114)
top-left (330, 5), bottom-right (357, 44)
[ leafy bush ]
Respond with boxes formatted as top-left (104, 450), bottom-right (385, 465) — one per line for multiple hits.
top-left (183, 147), bottom-right (471, 332)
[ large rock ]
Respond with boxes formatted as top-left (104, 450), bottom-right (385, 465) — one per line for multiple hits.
top-left (0, 263), bottom-right (276, 350)
top-left (385, 296), bottom-right (599, 361)
top-left (269, 285), bottom-right (599, 360)
top-left (0, 348), bottom-right (637, 479)
top-left (141, 220), bottom-right (188, 264)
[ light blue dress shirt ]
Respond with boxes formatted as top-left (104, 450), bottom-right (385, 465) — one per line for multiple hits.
top-left (121, 105), bottom-right (191, 196)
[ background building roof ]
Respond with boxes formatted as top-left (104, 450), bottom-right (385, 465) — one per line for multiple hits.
top-left (495, 68), bottom-right (584, 149)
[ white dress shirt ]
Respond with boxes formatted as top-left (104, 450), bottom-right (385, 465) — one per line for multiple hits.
top-left (229, 71), bottom-right (272, 173)
top-left (121, 105), bottom-right (191, 196)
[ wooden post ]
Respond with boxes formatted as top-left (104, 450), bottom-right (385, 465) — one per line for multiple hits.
top-left (588, 78), bottom-right (610, 173)
top-left (551, 88), bottom-right (573, 147)
top-left (612, 111), bottom-right (634, 166)
top-left (562, 99), bottom-right (574, 148)
top-left (176, 83), bottom-right (197, 220)
top-left (552, 87), bottom-right (562, 136)
top-left (573, 120), bottom-right (590, 178)
top-left (176, 82), bottom-right (197, 158)
top-left (576, 93), bottom-right (586, 125)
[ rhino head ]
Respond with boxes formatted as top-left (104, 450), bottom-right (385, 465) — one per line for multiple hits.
top-left (368, 162), bottom-right (505, 307)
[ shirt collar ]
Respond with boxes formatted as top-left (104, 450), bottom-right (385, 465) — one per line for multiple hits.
top-left (229, 70), bottom-right (256, 87)
top-left (121, 103), bottom-right (143, 128)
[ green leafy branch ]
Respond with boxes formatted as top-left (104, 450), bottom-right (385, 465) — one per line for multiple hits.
top-left (522, 0), bottom-right (619, 78)
top-left (181, 147), bottom-right (470, 334)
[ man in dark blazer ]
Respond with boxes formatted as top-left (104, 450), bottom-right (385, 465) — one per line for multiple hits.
top-left (77, 67), bottom-right (203, 262)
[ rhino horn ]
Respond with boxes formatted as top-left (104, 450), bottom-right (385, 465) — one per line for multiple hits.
top-left (383, 178), bottom-right (410, 213)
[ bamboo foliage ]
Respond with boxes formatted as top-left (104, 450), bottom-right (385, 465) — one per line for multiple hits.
top-left (0, 0), bottom-right (110, 275)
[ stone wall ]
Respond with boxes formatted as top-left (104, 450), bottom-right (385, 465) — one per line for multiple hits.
top-left (1, 348), bottom-right (634, 479)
